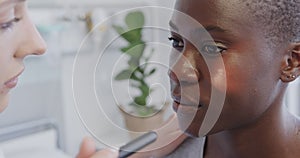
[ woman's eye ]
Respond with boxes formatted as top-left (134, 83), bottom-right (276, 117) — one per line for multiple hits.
top-left (201, 44), bottom-right (227, 55)
top-left (0, 17), bottom-right (21, 31)
top-left (168, 37), bottom-right (184, 50)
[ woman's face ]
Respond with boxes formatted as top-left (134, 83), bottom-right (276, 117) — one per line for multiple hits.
top-left (169, 0), bottom-right (285, 137)
top-left (0, 0), bottom-right (46, 112)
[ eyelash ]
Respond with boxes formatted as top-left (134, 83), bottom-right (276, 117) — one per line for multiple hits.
top-left (168, 37), bottom-right (184, 51)
top-left (0, 17), bottom-right (21, 32)
top-left (168, 36), bottom-right (227, 55)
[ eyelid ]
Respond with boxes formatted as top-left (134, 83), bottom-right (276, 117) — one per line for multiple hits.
top-left (168, 36), bottom-right (181, 43)
top-left (168, 36), bottom-right (184, 46)
top-left (202, 40), bottom-right (227, 47)
top-left (200, 41), bottom-right (228, 55)
top-left (169, 32), bottom-right (184, 42)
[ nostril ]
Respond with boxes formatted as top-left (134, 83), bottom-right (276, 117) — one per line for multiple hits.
top-left (168, 69), bottom-right (179, 82)
top-left (33, 48), bottom-right (46, 55)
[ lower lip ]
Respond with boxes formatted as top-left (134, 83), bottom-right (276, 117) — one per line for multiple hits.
top-left (172, 101), bottom-right (203, 112)
top-left (4, 77), bottom-right (18, 89)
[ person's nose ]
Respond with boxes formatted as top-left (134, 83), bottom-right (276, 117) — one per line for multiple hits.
top-left (169, 46), bottom-right (200, 85)
top-left (14, 15), bottom-right (47, 59)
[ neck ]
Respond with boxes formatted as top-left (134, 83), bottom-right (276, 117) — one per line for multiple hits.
top-left (206, 95), bottom-right (300, 158)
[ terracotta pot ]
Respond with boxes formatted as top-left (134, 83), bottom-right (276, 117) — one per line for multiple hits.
top-left (119, 103), bottom-right (169, 139)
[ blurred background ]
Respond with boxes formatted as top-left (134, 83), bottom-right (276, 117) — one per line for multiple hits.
top-left (0, 0), bottom-right (299, 158)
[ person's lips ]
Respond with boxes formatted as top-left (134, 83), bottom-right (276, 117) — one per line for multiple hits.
top-left (171, 84), bottom-right (203, 112)
top-left (4, 70), bottom-right (24, 89)
top-left (171, 94), bottom-right (203, 113)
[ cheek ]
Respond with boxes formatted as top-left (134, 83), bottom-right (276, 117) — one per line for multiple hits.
top-left (214, 84), bottom-right (272, 132)
top-left (0, 44), bottom-right (10, 84)
top-left (0, 52), bottom-right (8, 84)
top-left (211, 58), bottom-right (278, 131)
top-left (211, 66), bottom-right (226, 91)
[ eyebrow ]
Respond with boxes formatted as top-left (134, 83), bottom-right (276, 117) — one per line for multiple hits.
top-left (169, 20), bottom-right (228, 34)
top-left (169, 20), bottom-right (178, 31)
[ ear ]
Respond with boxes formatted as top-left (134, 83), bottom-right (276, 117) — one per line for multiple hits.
top-left (280, 42), bottom-right (300, 82)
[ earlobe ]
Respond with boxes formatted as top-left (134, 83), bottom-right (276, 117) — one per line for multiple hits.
top-left (280, 43), bottom-right (300, 83)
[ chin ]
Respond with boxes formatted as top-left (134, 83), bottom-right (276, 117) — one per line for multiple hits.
top-left (0, 95), bottom-right (9, 113)
top-left (179, 121), bottom-right (202, 138)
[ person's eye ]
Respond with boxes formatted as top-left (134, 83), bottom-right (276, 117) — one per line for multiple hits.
top-left (168, 36), bottom-right (184, 51)
top-left (201, 42), bottom-right (227, 56)
top-left (0, 17), bottom-right (21, 32)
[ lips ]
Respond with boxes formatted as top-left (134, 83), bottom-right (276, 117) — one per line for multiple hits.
top-left (171, 87), bottom-right (204, 114)
top-left (4, 77), bottom-right (18, 89)
top-left (172, 96), bottom-right (203, 111)
top-left (171, 80), bottom-right (203, 108)
top-left (4, 69), bottom-right (24, 89)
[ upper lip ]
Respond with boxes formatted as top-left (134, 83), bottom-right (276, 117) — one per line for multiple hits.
top-left (171, 93), bottom-right (202, 108)
top-left (5, 69), bottom-right (24, 85)
top-left (171, 83), bottom-right (203, 107)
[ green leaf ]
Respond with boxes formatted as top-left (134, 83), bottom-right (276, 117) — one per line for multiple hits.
top-left (121, 41), bottom-right (143, 53)
top-left (139, 83), bottom-right (150, 97)
top-left (129, 73), bottom-right (140, 81)
top-left (125, 44), bottom-right (145, 58)
top-left (128, 58), bottom-right (139, 70)
top-left (133, 96), bottom-right (147, 106)
top-left (115, 69), bottom-right (133, 80)
top-left (147, 68), bottom-right (156, 76)
top-left (125, 11), bottom-right (145, 30)
top-left (112, 25), bottom-right (125, 35)
top-left (120, 29), bottom-right (142, 43)
top-left (113, 25), bottom-right (142, 43)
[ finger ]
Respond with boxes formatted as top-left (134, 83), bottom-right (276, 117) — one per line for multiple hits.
top-left (76, 136), bottom-right (97, 158)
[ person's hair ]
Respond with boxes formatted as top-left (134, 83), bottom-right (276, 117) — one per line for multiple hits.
top-left (243, 0), bottom-right (299, 47)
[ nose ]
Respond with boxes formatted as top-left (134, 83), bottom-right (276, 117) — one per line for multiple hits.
top-left (14, 14), bottom-right (47, 58)
top-left (169, 47), bottom-right (200, 85)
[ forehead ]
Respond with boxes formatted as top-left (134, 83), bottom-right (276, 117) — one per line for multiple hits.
top-left (172, 0), bottom-right (259, 38)
top-left (174, 0), bottom-right (251, 24)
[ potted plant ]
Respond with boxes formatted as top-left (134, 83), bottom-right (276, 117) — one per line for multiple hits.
top-left (112, 11), bottom-right (168, 135)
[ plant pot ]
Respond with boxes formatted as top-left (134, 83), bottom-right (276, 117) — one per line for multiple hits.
top-left (119, 102), bottom-right (169, 139)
